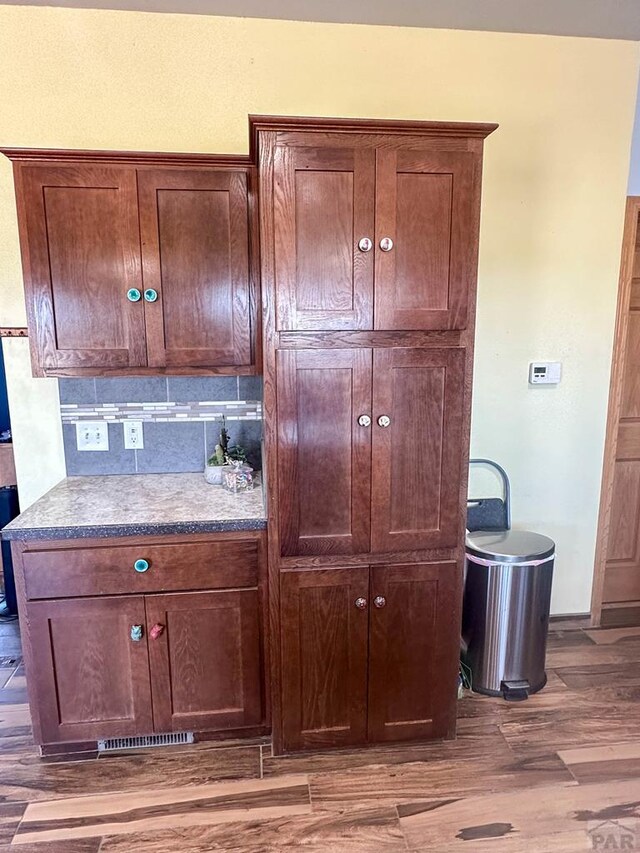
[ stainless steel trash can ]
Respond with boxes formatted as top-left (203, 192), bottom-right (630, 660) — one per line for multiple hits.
top-left (462, 530), bottom-right (555, 700)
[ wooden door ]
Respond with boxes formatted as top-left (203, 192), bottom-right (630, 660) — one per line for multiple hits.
top-left (280, 568), bottom-right (369, 751)
top-left (276, 348), bottom-right (372, 556)
top-left (594, 200), bottom-right (640, 626)
top-left (368, 562), bottom-right (459, 742)
top-left (374, 149), bottom-right (477, 331)
top-left (371, 347), bottom-right (466, 552)
top-left (146, 590), bottom-right (262, 733)
top-left (27, 596), bottom-right (153, 744)
top-left (138, 168), bottom-right (252, 368)
top-left (17, 164), bottom-right (146, 371)
top-left (273, 145), bottom-right (375, 330)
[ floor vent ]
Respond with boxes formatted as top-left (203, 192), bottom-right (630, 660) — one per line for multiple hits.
top-left (97, 732), bottom-right (194, 752)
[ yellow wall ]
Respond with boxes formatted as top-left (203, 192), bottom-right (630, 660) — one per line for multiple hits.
top-left (0, 5), bottom-right (638, 612)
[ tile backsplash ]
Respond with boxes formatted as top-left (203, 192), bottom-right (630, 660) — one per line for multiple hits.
top-left (60, 376), bottom-right (263, 476)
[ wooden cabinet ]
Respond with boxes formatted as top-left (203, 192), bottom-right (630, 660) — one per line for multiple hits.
top-left (146, 590), bottom-right (262, 733)
top-left (367, 562), bottom-right (459, 743)
top-left (255, 115), bottom-right (496, 754)
top-left (280, 568), bottom-right (369, 751)
top-left (17, 164), bottom-right (146, 371)
top-left (27, 596), bottom-right (154, 744)
top-left (13, 532), bottom-right (267, 748)
top-left (276, 348), bottom-right (372, 556)
top-left (4, 151), bottom-right (258, 377)
top-left (276, 346), bottom-right (465, 557)
top-left (271, 134), bottom-right (480, 332)
top-left (138, 168), bottom-right (252, 369)
top-left (280, 562), bottom-right (458, 752)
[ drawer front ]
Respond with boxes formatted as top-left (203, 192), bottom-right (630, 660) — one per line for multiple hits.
top-left (23, 539), bottom-right (259, 600)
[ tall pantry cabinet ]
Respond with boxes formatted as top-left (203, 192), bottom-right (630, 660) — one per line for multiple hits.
top-left (258, 117), bottom-right (495, 754)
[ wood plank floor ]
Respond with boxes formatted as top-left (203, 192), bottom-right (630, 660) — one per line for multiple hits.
top-left (0, 619), bottom-right (638, 851)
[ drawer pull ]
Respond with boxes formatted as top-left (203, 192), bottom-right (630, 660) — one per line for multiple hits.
top-left (150, 623), bottom-right (165, 640)
top-left (134, 559), bottom-right (150, 573)
top-left (130, 625), bottom-right (144, 642)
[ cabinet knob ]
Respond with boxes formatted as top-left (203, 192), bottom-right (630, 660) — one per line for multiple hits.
top-left (358, 237), bottom-right (373, 252)
top-left (374, 595), bottom-right (387, 608)
top-left (377, 415), bottom-right (391, 428)
top-left (130, 624), bottom-right (144, 642)
top-left (354, 597), bottom-right (368, 610)
top-left (126, 288), bottom-right (142, 303)
top-left (379, 237), bottom-right (394, 252)
top-left (150, 623), bottom-right (165, 640)
top-left (357, 414), bottom-right (371, 427)
top-left (143, 288), bottom-right (158, 303)
top-left (134, 558), bottom-right (150, 573)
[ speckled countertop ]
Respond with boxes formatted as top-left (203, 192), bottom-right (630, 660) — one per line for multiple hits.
top-left (2, 473), bottom-right (266, 540)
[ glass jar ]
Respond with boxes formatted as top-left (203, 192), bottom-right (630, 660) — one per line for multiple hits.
top-left (221, 462), bottom-right (254, 493)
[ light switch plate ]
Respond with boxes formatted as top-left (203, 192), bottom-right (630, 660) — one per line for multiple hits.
top-left (76, 421), bottom-right (109, 451)
top-left (123, 421), bottom-right (144, 450)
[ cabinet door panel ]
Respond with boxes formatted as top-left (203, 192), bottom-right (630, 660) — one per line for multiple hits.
top-left (368, 562), bottom-right (460, 743)
top-left (273, 145), bottom-right (375, 330)
top-left (27, 596), bottom-right (153, 744)
top-left (281, 568), bottom-right (369, 751)
top-left (19, 165), bottom-right (146, 370)
top-left (371, 348), bottom-right (466, 552)
top-left (375, 149), bottom-right (477, 330)
top-left (277, 349), bottom-right (372, 556)
top-left (146, 590), bottom-right (262, 733)
top-left (139, 169), bottom-right (251, 368)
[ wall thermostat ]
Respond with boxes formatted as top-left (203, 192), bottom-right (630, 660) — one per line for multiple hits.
top-left (529, 362), bottom-right (562, 385)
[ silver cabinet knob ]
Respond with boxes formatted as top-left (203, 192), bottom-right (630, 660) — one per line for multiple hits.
top-left (377, 415), bottom-right (391, 428)
top-left (379, 237), bottom-right (394, 252)
top-left (374, 596), bottom-right (386, 608)
top-left (358, 415), bottom-right (371, 427)
top-left (354, 597), bottom-right (367, 610)
top-left (358, 237), bottom-right (373, 252)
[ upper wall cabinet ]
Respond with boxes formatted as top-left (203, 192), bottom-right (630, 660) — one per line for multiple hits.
top-left (259, 119), bottom-right (494, 333)
top-left (2, 151), bottom-right (259, 377)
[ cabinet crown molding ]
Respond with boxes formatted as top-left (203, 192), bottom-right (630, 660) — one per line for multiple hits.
top-left (249, 114), bottom-right (498, 158)
top-left (0, 148), bottom-right (253, 168)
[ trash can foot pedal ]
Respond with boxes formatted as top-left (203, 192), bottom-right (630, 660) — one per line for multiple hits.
top-left (501, 679), bottom-right (530, 701)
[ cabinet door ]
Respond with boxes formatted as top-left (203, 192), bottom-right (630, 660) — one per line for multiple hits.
top-left (374, 149), bottom-right (478, 331)
top-left (368, 562), bottom-right (459, 743)
top-left (18, 164), bottom-right (146, 371)
top-left (280, 568), bottom-right (369, 751)
top-left (27, 596), bottom-right (153, 744)
top-left (146, 590), bottom-right (262, 733)
top-left (277, 348), bottom-right (372, 556)
top-left (371, 347), bottom-right (466, 552)
top-left (273, 145), bottom-right (375, 330)
top-left (138, 169), bottom-right (252, 368)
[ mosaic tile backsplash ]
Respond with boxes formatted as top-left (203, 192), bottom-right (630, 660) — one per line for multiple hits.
top-left (60, 376), bottom-right (263, 476)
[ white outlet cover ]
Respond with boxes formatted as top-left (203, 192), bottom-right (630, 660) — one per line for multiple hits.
top-left (123, 421), bottom-right (144, 450)
top-left (76, 421), bottom-right (109, 451)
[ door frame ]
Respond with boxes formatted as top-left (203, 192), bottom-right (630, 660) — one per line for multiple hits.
top-left (591, 196), bottom-right (640, 627)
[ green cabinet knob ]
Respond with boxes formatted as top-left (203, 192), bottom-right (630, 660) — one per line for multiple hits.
top-left (126, 288), bottom-right (142, 303)
top-left (134, 558), bottom-right (150, 573)
top-left (143, 288), bottom-right (158, 303)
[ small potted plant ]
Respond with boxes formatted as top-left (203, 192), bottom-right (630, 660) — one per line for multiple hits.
top-left (204, 417), bottom-right (248, 486)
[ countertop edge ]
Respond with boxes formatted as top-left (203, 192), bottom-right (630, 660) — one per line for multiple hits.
top-left (1, 518), bottom-right (267, 542)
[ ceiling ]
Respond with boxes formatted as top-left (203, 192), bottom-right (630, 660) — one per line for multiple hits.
top-left (2, 0), bottom-right (640, 40)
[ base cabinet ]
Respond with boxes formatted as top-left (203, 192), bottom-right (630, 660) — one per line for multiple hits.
top-left (147, 590), bottom-right (263, 732)
top-left (14, 532), bottom-right (267, 748)
top-left (28, 596), bottom-right (154, 744)
top-left (280, 562), bottom-right (459, 753)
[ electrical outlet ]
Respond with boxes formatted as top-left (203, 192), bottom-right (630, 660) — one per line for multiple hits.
top-left (123, 421), bottom-right (144, 450)
top-left (76, 421), bottom-right (109, 451)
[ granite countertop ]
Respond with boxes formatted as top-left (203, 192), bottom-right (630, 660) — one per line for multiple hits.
top-left (2, 473), bottom-right (266, 541)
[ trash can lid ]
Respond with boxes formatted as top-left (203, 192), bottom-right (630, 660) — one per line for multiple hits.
top-left (466, 529), bottom-right (555, 564)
